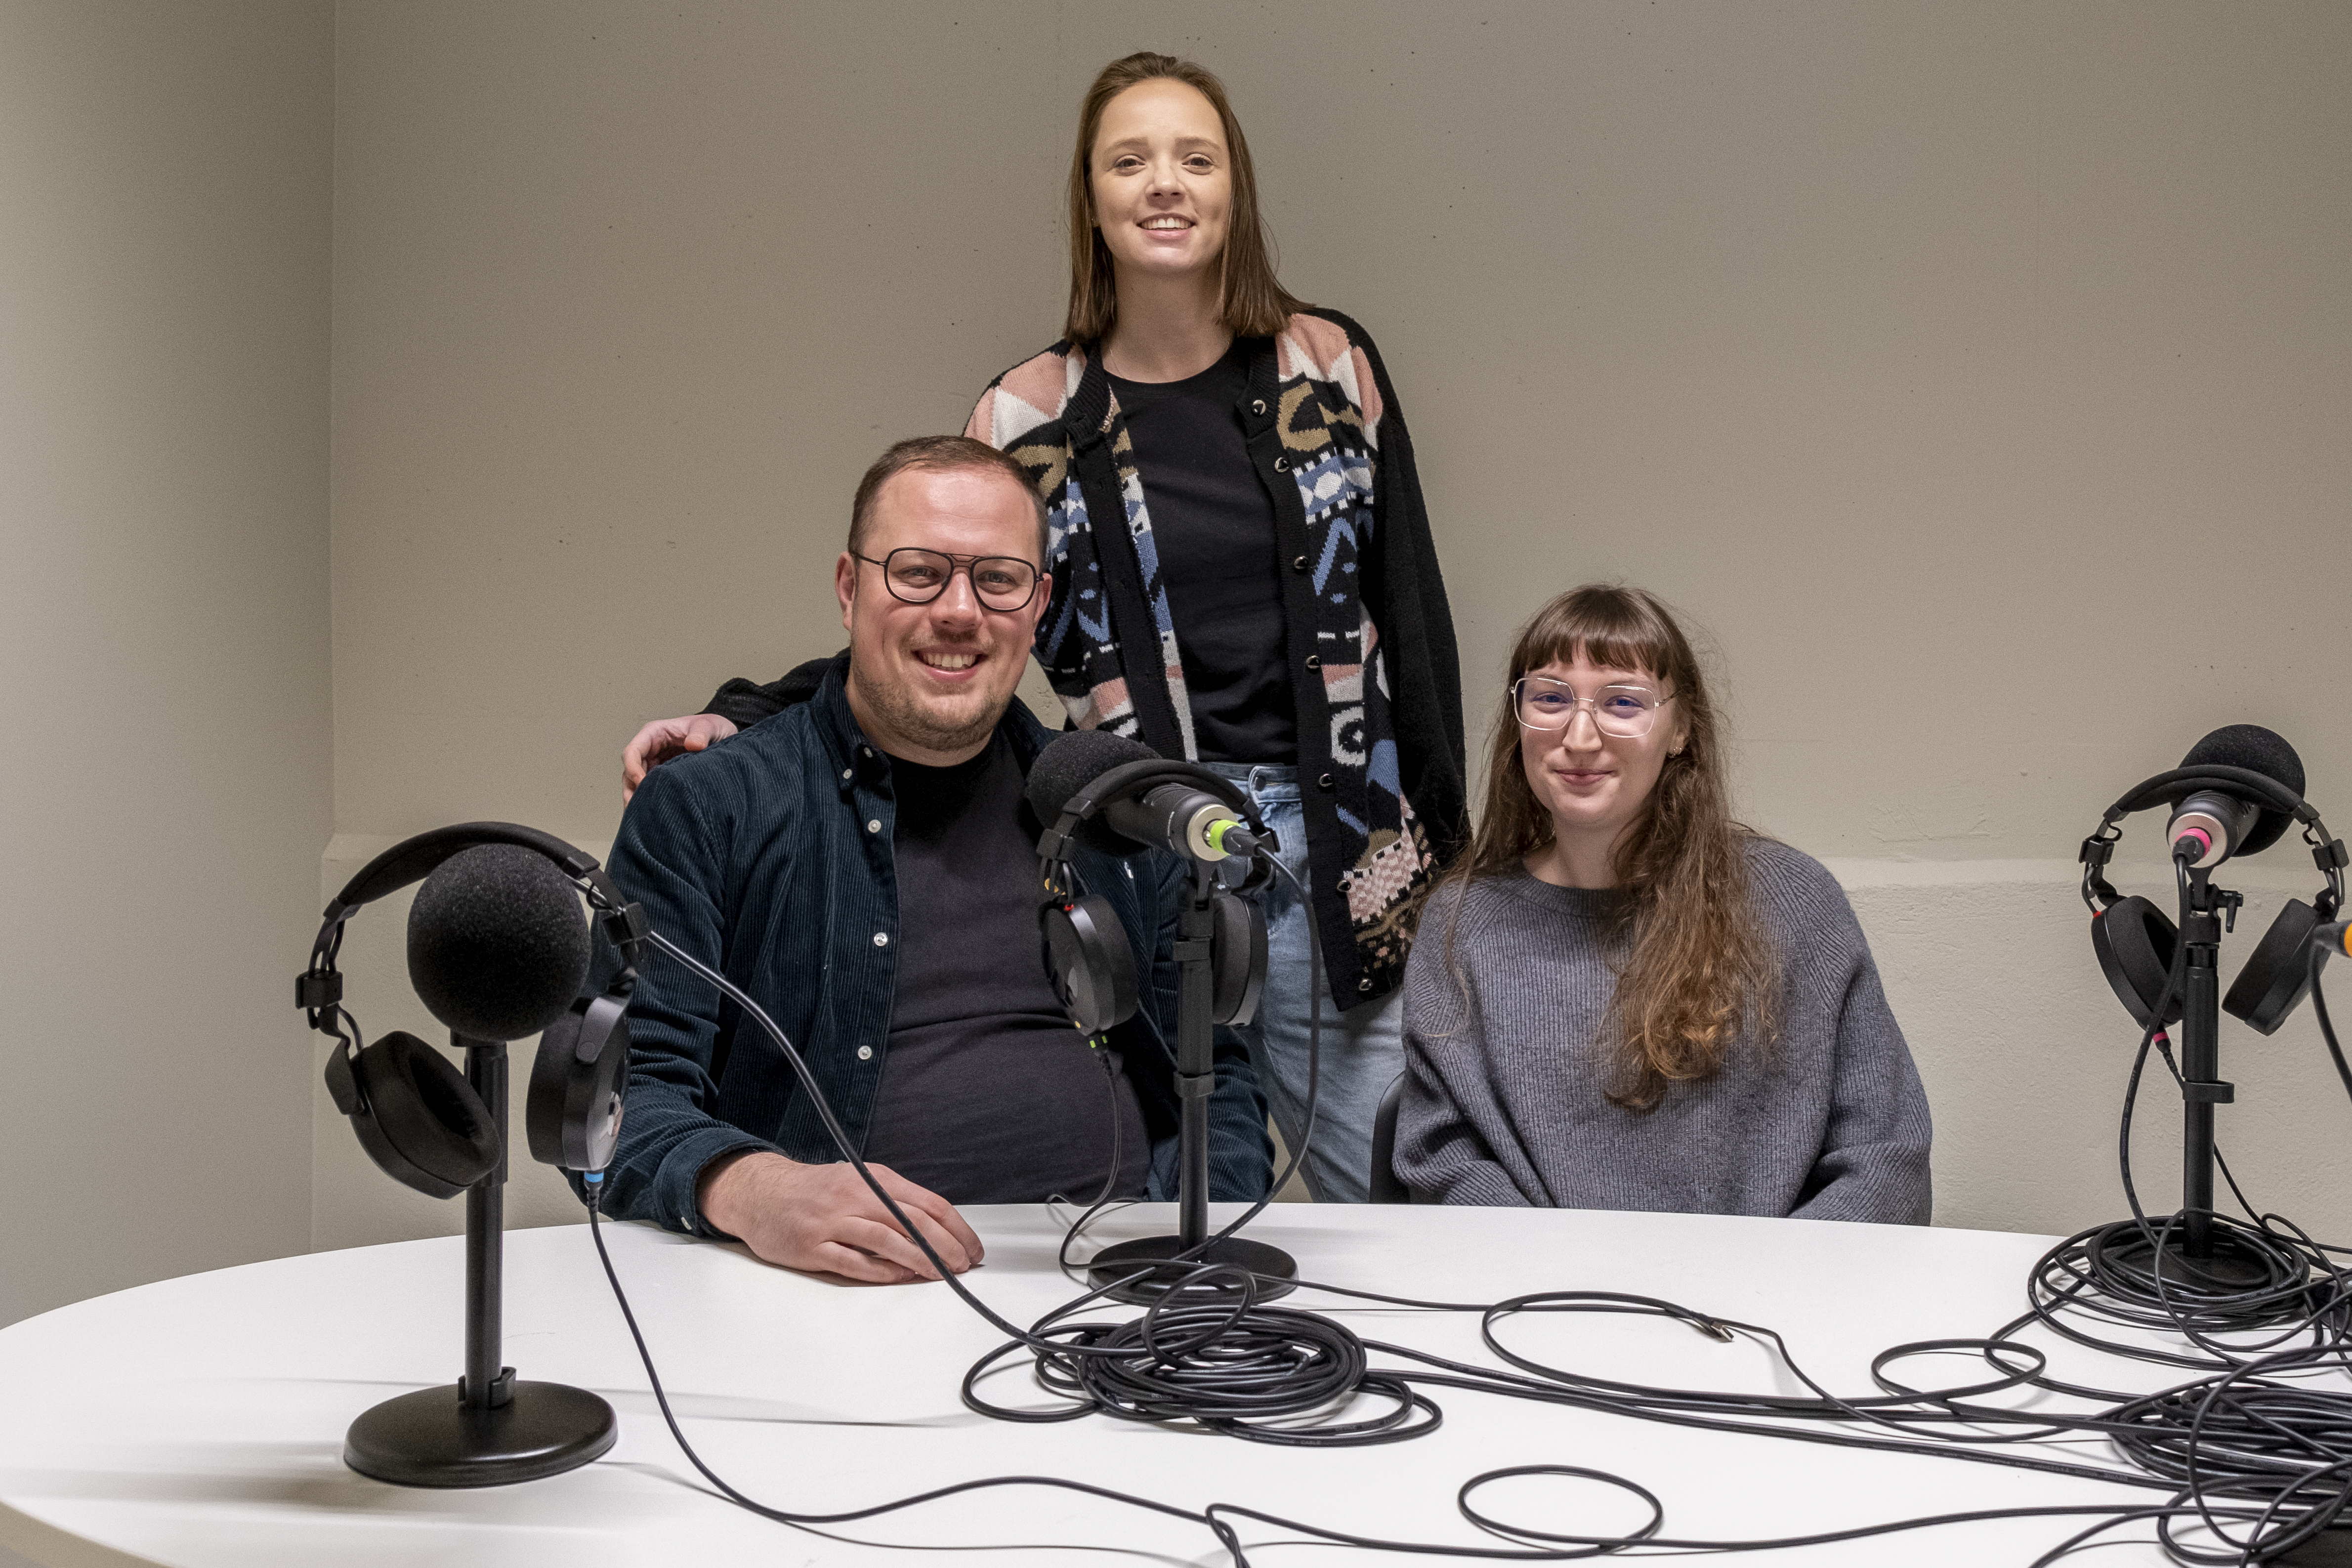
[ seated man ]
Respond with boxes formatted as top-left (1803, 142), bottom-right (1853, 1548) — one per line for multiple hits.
top-left (588, 434), bottom-right (1273, 1283)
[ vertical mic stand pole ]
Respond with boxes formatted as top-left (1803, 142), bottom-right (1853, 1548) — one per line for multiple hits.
top-left (1176, 864), bottom-right (1216, 1253)
top-left (462, 1037), bottom-right (510, 1411)
top-left (340, 1034), bottom-right (616, 1486)
top-left (2178, 869), bottom-right (2224, 1262)
top-left (2157, 865), bottom-right (2269, 1288)
top-left (1088, 858), bottom-right (1297, 1305)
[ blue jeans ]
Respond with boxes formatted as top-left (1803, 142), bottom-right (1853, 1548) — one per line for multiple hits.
top-left (1204, 763), bottom-right (1405, 1204)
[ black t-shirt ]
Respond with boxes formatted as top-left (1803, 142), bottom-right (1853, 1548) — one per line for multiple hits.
top-left (1107, 337), bottom-right (1297, 764)
top-left (859, 735), bottom-right (1153, 1203)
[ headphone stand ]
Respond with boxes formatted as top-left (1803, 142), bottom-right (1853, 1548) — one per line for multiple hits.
top-left (1088, 862), bottom-right (1298, 1306)
top-left (2114, 868), bottom-right (2282, 1294)
top-left (343, 1035), bottom-right (618, 1487)
top-left (2174, 869), bottom-right (2237, 1268)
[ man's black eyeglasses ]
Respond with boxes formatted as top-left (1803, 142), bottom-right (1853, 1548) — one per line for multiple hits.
top-left (851, 549), bottom-right (1043, 612)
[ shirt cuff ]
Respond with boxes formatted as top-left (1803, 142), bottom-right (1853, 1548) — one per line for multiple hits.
top-left (656, 1125), bottom-right (782, 1239)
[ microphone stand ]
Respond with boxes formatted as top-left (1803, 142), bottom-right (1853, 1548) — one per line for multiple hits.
top-left (1087, 858), bottom-right (1298, 1305)
top-left (341, 1033), bottom-right (617, 1486)
top-left (2147, 866), bottom-right (2271, 1288)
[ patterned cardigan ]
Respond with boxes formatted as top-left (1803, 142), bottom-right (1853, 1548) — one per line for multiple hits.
top-left (708, 310), bottom-right (1466, 1005)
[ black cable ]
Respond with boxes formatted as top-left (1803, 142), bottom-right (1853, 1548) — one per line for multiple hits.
top-left (569, 852), bottom-right (2352, 1567)
top-left (589, 1174), bottom-right (2223, 1564)
top-left (641, 847), bottom-right (1406, 1458)
top-left (580, 1176), bottom-right (1250, 1562)
top-left (1043, 1041), bottom-right (1136, 1280)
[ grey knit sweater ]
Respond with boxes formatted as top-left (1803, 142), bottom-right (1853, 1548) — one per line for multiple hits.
top-left (1393, 839), bottom-right (1932, 1223)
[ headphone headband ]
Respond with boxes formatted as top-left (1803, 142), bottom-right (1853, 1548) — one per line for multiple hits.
top-left (2100, 765), bottom-right (2315, 828)
top-left (327, 821), bottom-right (607, 922)
top-left (2082, 768), bottom-right (2342, 925)
top-left (306, 821), bottom-right (644, 1022)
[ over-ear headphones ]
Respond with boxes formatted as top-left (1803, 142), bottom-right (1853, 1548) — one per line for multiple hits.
top-left (2081, 765), bottom-right (2347, 1036)
top-left (1034, 759), bottom-right (1271, 1037)
top-left (297, 822), bottom-right (652, 1197)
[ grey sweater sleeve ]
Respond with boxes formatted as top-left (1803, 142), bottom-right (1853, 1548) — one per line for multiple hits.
top-left (1392, 883), bottom-right (1539, 1206)
top-left (1781, 878), bottom-right (1934, 1225)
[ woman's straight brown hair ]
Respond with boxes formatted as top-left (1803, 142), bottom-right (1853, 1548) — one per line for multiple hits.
top-left (1436, 585), bottom-right (1781, 1112)
top-left (1063, 52), bottom-right (1308, 345)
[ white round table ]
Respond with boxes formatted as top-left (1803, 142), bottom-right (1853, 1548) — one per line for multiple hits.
top-left (0, 1203), bottom-right (2297, 1566)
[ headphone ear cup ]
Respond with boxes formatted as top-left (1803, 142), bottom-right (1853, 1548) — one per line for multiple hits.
top-left (527, 992), bottom-right (631, 1173)
top-left (2093, 897), bottom-right (2183, 1028)
top-left (1209, 888), bottom-right (1267, 1027)
top-left (1041, 893), bottom-right (1138, 1036)
top-left (347, 1031), bottom-right (500, 1199)
top-left (2224, 898), bottom-right (2320, 1036)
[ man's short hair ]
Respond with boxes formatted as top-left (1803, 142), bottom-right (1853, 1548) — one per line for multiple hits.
top-left (848, 435), bottom-right (1050, 564)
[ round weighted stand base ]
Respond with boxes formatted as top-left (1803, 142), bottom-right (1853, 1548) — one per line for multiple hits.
top-left (345, 1379), bottom-right (616, 1487)
top-left (1087, 1234), bottom-right (1298, 1306)
top-left (2100, 1221), bottom-right (2297, 1298)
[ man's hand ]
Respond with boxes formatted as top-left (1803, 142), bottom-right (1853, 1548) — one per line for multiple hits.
top-left (697, 1151), bottom-right (984, 1284)
top-left (623, 713), bottom-right (739, 800)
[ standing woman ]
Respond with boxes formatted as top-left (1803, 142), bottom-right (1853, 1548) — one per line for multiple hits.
top-left (622, 54), bottom-right (1466, 1202)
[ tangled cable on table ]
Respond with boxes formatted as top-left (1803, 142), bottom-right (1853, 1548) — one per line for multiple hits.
top-left (576, 861), bottom-right (2352, 1565)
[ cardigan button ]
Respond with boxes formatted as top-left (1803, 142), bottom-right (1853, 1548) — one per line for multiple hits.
top-left (1318, 773), bottom-right (1335, 790)
top-left (1357, 977), bottom-right (1374, 994)
top-left (1304, 655), bottom-right (1320, 670)
top-left (1251, 398), bottom-right (1267, 416)
top-left (1292, 554), bottom-right (1307, 573)
top-left (1273, 456), bottom-right (1290, 473)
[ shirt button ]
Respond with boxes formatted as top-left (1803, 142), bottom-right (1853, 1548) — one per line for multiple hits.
top-left (857, 1046), bottom-right (874, 1061)
top-left (1273, 456), bottom-right (1290, 473)
top-left (1304, 655), bottom-right (1320, 670)
top-left (866, 819), bottom-right (882, 834)
top-left (841, 768), bottom-right (852, 781)
top-left (1318, 773), bottom-right (1335, 790)
top-left (1292, 554), bottom-right (1307, 573)
top-left (1251, 398), bottom-right (1267, 416)
top-left (874, 932), bottom-right (889, 947)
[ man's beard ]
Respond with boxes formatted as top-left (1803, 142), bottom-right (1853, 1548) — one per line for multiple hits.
top-left (852, 662), bottom-right (1001, 756)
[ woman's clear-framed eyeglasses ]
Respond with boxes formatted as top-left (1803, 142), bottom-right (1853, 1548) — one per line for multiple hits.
top-left (1512, 676), bottom-right (1674, 738)
top-left (851, 548), bottom-right (1042, 612)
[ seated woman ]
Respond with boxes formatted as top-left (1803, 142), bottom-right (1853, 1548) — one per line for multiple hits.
top-left (1392, 585), bottom-right (1931, 1221)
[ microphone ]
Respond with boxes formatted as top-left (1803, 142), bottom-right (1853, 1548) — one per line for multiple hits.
top-left (1025, 730), bottom-right (1266, 863)
top-left (2166, 725), bottom-right (2305, 868)
top-left (408, 844), bottom-right (592, 1042)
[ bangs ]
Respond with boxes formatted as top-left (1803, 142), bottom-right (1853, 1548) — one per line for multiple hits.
top-left (1513, 588), bottom-right (1680, 684)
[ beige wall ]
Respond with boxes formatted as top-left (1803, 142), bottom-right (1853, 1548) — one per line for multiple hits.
top-left (0, 0), bottom-right (333, 1334)
top-left (332, 0), bottom-right (2352, 856)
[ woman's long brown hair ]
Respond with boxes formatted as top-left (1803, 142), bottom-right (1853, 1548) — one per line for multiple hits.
top-left (1439, 585), bottom-right (1780, 1112)
top-left (1063, 53), bottom-right (1307, 344)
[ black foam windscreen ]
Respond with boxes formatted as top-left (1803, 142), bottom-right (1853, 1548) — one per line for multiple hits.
top-left (1025, 729), bottom-right (1161, 854)
top-left (407, 845), bottom-right (591, 1042)
top-left (2179, 724), bottom-right (2305, 855)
